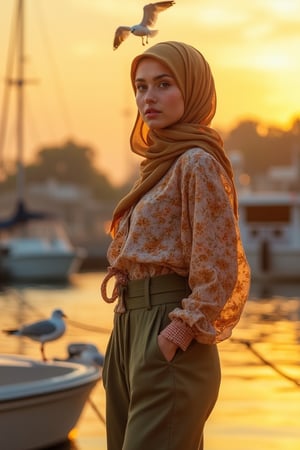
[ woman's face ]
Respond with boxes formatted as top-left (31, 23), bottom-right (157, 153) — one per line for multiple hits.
top-left (134, 58), bottom-right (184, 130)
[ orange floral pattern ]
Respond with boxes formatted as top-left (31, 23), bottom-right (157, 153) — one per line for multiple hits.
top-left (106, 148), bottom-right (250, 344)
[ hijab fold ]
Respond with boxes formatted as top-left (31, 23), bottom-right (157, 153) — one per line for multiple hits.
top-left (110, 41), bottom-right (237, 235)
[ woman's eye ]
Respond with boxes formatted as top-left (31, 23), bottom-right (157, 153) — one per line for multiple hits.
top-left (159, 81), bottom-right (170, 88)
top-left (136, 84), bottom-right (147, 92)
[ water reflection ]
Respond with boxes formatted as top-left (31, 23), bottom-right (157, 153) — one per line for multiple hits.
top-left (0, 273), bottom-right (300, 450)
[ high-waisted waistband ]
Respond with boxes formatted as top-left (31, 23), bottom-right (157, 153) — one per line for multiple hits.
top-left (119, 273), bottom-right (190, 311)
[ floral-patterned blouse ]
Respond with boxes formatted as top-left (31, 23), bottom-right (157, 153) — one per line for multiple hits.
top-left (103, 147), bottom-right (250, 349)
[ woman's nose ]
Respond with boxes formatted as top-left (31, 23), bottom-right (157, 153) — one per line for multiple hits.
top-left (144, 88), bottom-right (157, 103)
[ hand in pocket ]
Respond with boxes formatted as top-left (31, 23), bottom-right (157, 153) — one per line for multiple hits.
top-left (157, 334), bottom-right (178, 362)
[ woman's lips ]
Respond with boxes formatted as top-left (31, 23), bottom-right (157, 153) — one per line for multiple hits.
top-left (144, 109), bottom-right (160, 118)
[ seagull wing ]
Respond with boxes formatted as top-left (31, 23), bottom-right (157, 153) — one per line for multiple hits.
top-left (141, 1), bottom-right (175, 27)
top-left (113, 26), bottom-right (131, 50)
top-left (21, 319), bottom-right (56, 338)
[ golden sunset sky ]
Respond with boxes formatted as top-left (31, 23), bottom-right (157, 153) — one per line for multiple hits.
top-left (0, 0), bottom-right (299, 185)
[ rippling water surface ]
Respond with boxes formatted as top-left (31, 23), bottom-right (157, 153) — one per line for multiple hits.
top-left (1, 273), bottom-right (300, 450)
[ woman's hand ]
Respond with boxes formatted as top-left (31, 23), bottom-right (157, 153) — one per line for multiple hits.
top-left (158, 334), bottom-right (179, 362)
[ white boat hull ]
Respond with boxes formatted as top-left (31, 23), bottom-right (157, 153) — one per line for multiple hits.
top-left (245, 247), bottom-right (300, 280)
top-left (0, 220), bottom-right (85, 281)
top-left (239, 191), bottom-right (300, 280)
top-left (1, 249), bottom-right (81, 281)
top-left (0, 354), bottom-right (101, 450)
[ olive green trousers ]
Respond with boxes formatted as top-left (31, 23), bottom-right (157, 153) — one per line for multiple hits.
top-left (102, 274), bottom-right (221, 450)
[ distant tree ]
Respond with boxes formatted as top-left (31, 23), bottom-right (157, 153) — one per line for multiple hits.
top-left (2, 118), bottom-right (300, 197)
top-left (0, 139), bottom-right (119, 200)
top-left (225, 120), bottom-right (263, 176)
top-left (225, 116), bottom-right (300, 177)
top-left (291, 117), bottom-right (300, 136)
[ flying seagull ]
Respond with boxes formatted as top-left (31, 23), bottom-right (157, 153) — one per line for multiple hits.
top-left (3, 309), bottom-right (67, 361)
top-left (113, 1), bottom-right (175, 50)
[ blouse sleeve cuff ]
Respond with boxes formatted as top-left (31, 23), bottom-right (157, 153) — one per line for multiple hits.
top-left (160, 319), bottom-right (194, 351)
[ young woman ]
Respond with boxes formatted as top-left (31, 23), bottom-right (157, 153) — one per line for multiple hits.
top-left (101, 41), bottom-right (250, 450)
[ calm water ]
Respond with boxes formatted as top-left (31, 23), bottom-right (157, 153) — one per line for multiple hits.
top-left (1, 272), bottom-right (300, 450)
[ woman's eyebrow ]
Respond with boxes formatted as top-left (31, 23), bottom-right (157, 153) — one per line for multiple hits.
top-left (135, 73), bottom-right (174, 83)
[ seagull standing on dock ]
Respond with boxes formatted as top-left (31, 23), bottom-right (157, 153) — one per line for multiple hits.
top-left (113, 1), bottom-right (175, 50)
top-left (2, 309), bottom-right (67, 361)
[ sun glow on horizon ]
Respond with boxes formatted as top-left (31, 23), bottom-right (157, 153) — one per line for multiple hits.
top-left (0, 0), bottom-right (300, 185)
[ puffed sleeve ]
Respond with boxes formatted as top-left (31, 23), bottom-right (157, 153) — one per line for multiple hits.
top-left (161, 150), bottom-right (250, 345)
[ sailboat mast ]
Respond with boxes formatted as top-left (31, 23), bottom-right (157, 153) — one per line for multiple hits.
top-left (16, 0), bottom-right (25, 203)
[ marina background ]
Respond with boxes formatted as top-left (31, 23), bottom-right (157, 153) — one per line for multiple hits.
top-left (1, 271), bottom-right (299, 450)
top-left (1, 0), bottom-right (300, 279)
top-left (1, 1), bottom-right (300, 448)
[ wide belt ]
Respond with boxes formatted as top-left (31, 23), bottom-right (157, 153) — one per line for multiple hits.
top-left (119, 273), bottom-right (190, 311)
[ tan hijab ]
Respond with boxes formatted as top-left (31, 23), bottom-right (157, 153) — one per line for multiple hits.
top-left (110, 41), bottom-right (237, 235)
